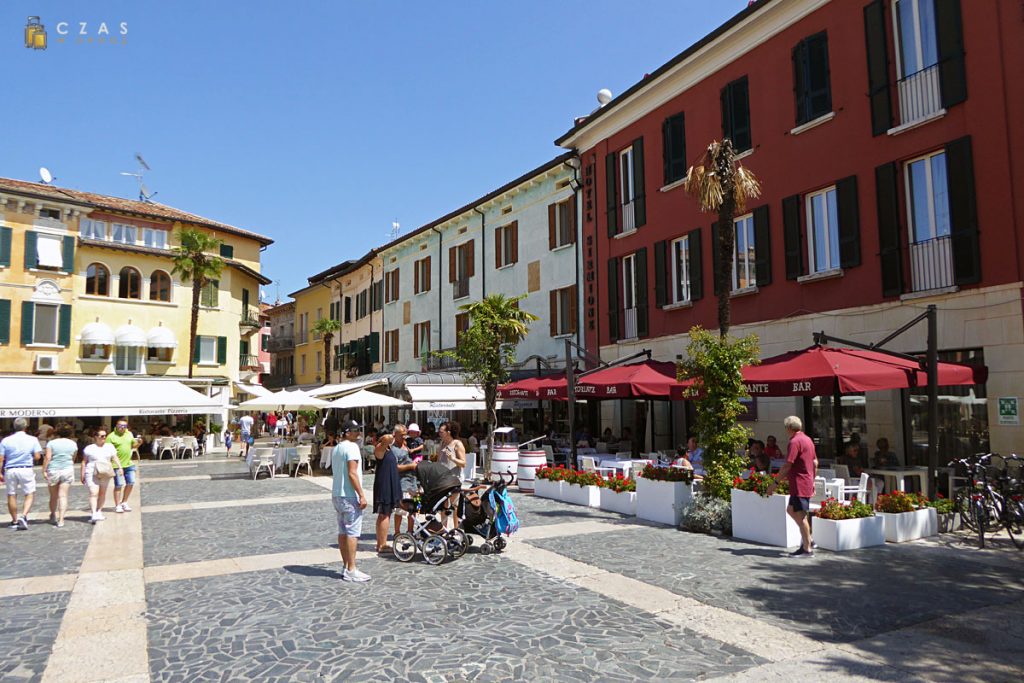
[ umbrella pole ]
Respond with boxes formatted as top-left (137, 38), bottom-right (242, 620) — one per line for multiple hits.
top-left (833, 386), bottom-right (843, 462)
top-left (927, 305), bottom-right (938, 498)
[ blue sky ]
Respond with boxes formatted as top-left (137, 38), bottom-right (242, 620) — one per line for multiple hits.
top-left (3, 1), bottom-right (746, 298)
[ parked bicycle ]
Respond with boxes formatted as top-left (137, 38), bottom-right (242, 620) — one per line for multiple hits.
top-left (950, 453), bottom-right (1024, 550)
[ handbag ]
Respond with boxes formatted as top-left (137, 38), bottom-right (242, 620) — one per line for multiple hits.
top-left (93, 458), bottom-right (115, 481)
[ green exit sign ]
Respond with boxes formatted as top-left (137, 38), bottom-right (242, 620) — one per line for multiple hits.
top-left (998, 397), bottom-right (1019, 426)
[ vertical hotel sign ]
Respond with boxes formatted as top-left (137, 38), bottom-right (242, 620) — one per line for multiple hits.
top-left (25, 16), bottom-right (47, 49)
top-left (583, 160), bottom-right (596, 340)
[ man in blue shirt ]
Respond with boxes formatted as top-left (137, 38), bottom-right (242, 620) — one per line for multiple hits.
top-left (332, 420), bottom-right (369, 582)
top-left (1, 418), bottom-right (43, 530)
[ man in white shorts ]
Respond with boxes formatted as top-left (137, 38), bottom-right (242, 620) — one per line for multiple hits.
top-left (239, 412), bottom-right (255, 457)
top-left (0, 418), bottom-right (43, 530)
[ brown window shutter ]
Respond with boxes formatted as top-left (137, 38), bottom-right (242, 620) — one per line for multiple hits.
top-left (549, 290), bottom-right (558, 337)
top-left (449, 246), bottom-right (457, 283)
top-left (569, 285), bottom-right (578, 334)
top-left (413, 261), bottom-right (420, 295)
top-left (568, 199), bottom-right (577, 244)
top-left (548, 204), bottom-right (557, 250)
top-left (495, 227), bottom-right (502, 269)
top-left (466, 240), bottom-right (475, 278)
top-left (425, 256), bottom-right (431, 292)
top-left (511, 222), bottom-right (519, 264)
top-left (394, 268), bottom-right (400, 299)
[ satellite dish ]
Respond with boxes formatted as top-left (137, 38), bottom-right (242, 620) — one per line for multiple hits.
top-left (39, 167), bottom-right (53, 184)
top-left (134, 153), bottom-right (151, 171)
top-left (597, 88), bottom-right (613, 105)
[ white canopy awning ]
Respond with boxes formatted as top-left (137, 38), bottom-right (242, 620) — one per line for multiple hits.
top-left (406, 384), bottom-right (536, 411)
top-left (308, 377), bottom-right (388, 398)
top-left (146, 327), bottom-right (177, 348)
top-left (0, 376), bottom-right (222, 418)
top-left (234, 381), bottom-right (272, 398)
top-left (115, 324), bottom-right (147, 347)
top-left (80, 322), bottom-right (115, 345)
top-left (326, 389), bottom-right (409, 409)
top-left (237, 389), bottom-right (329, 411)
top-left (36, 235), bottom-right (64, 268)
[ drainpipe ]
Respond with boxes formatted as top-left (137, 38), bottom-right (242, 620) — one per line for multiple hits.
top-left (431, 226), bottom-right (443, 353)
top-left (474, 207), bottom-right (486, 298)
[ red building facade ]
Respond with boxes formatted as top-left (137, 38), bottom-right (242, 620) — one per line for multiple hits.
top-left (559, 0), bottom-right (1024, 459)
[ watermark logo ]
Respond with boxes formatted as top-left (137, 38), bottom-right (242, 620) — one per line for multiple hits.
top-left (24, 16), bottom-right (46, 50)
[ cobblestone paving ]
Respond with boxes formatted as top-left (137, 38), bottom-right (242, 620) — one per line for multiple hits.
top-left (142, 457), bottom-right (256, 478)
top-left (0, 592), bottom-right (69, 681)
top-left (145, 555), bottom-right (764, 682)
top-left (141, 474), bottom-right (324, 505)
top-left (0, 512), bottom-right (93, 580)
top-left (508, 491), bottom-right (633, 527)
top-left (529, 526), bottom-right (1024, 642)
top-left (142, 499), bottom-right (340, 566)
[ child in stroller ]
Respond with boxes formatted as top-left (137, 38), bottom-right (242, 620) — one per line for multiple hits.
top-left (392, 461), bottom-right (469, 565)
top-left (458, 471), bottom-right (519, 555)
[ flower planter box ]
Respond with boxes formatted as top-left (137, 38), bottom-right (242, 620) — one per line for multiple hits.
top-left (937, 511), bottom-right (960, 533)
top-left (534, 478), bottom-right (563, 501)
top-left (731, 489), bottom-right (802, 547)
top-left (636, 477), bottom-right (694, 526)
top-left (560, 483), bottom-right (600, 508)
top-left (812, 515), bottom-right (885, 551)
top-left (878, 508), bottom-right (938, 543)
top-left (599, 488), bottom-right (637, 515)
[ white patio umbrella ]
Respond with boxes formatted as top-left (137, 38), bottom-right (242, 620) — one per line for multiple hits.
top-left (325, 389), bottom-right (409, 409)
top-left (237, 389), bottom-right (329, 411)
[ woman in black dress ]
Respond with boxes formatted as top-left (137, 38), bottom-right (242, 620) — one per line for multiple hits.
top-left (372, 431), bottom-right (404, 553)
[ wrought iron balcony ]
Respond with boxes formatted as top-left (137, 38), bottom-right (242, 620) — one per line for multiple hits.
top-left (263, 373), bottom-right (293, 389)
top-left (909, 235), bottom-right (954, 293)
top-left (239, 307), bottom-right (261, 331)
top-left (267, 336), bottom-right (294, 352)
top-left (426, 348), bottom-right (461, 371)
top-left (896, 63), bottom-right (942, 126)
top-left (239, 354), bottom-right (260, 370)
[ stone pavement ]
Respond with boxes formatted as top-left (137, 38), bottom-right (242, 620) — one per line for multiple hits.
top-left (1, 453), bottom-right (1022, 682)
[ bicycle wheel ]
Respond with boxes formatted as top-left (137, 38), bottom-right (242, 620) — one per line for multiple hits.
top-left (955, 488), bottom-right (976, 531)
top-left (1003, 496), bottom-right (1024, 550)
top-left (973, 498), bottom-right (987, 549)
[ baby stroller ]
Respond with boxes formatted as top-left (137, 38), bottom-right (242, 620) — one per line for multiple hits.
top-left (458, 471), bottom-right (519, 555)
top-left (392, 462), bottom-right (468, 565)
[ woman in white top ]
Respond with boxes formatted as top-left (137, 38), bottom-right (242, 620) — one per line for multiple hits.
top-left (42, 423), bottom-right (78, 528)
top-left (81, 429), bottom-right (123, 523)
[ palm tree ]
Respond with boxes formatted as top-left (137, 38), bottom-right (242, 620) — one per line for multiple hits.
top-left (312, 317), bottom-right (342, 385)
top-left (449, 294), bottom-right (537, 473)
top-left (171, 228), bottom-right (225, 378)
top-left (683, 138), bottom-right (761, 337)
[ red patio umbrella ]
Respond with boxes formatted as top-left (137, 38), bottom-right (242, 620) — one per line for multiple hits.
top-left (497, 374), bottom-right (567, 400)
top-left (576, 360), bottom-right (680, 399)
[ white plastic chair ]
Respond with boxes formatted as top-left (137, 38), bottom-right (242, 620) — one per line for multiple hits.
top-left (841, 472), bottom-right (870, 503)
top-left (157, 437), bottom-right (178, 460)
top-left (179, 437), bottom-right (198, 460)
top-left (463, 452), bottom-right (477, 482)
top-left (580, 456), bottom-right (615, 477)
top-left (252, 451), bottom-right (275, 480)
top-left (818, 468), bottom-right (837, 481)
top-left (541, 445), bottom-right (555, 466)
top-left (291, 445), bottom-right (313, 477)
top-left (834, 464), bottom-right (852, 483)
top-left (811, 477), bottom-right (828, 507)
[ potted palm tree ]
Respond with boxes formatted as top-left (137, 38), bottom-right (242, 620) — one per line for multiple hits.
top-left (312, 318), bottom-right (342, 384)
top-left (171, 229), bottom-right (225, 379)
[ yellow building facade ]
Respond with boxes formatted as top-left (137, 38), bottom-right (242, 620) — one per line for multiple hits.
top-left (0, 177), bottom-right (272, 410)
top-left (288, 282), bottom-right (333, 387)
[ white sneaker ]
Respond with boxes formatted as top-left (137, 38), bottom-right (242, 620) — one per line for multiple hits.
top-left (343, 568), bottom-right (371, 582)
top-left (93, 512), bottom-right (105, 521)
top-left (121, 503), bottom-right (132, 512)
top-left (90, 514), bottom-right (98, 524)
top-left (115, 504), bottom-right (125, 513)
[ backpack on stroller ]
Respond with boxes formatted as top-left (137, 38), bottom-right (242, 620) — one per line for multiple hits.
top-left (459, 472), bottom-right (519, 555)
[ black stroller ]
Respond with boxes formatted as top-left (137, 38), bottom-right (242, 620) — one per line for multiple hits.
top-left (392, 462), bottom-right (469, 565)
top-left (458, 471), bottom-right (516, 555)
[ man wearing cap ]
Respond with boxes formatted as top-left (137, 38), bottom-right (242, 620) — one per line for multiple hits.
top-left (332, 420), bottom-right (370, 582)
top-left (1, 417), bottom-right (43, 530)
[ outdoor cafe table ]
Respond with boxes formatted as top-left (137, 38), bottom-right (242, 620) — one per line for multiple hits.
top-left (273, 447), bottom-right (298, 470)
top-left (863, 466), bottom-right (929, 492)
top-left (599, 458), bottom-right (653, 476)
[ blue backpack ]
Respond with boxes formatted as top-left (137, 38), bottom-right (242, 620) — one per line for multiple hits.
top-left (488, 487), bottom-right (520, 535)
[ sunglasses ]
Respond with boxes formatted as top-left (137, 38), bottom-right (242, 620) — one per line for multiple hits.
top-left (97, 433), bottom-right (108, 438)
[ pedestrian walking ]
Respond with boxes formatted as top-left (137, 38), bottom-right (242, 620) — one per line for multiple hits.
top-left (768, 416), bottom-right (816, 556)
top-left (332, 420), bottom-right (370, 582)
top-left (239, 412), bottom-right (255, 457)
top-left (42, 423), bottom-right (78, 527)
top-left (1, 417), bottom-right (43, 530)
top-left (108, 418), bottom-right (140, 513)
top-left (82, 429), bottom-right (123, 524)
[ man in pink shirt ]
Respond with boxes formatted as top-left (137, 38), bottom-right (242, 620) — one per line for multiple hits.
top-left (768, 415), bottom-right (817, 556)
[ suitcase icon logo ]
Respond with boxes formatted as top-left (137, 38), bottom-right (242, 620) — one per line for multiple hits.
top-left (25, 16), bottom-right (47, 50)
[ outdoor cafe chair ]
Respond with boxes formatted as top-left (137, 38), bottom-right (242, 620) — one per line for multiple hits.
top-left (810, 478), bottom-right (828, 510)
top-left (157, 437), bottom-right (178, 460)
top-left (178, 437), bottom-right (198, 460)
top-left (541, 445), bottom-right (555, 466)
top-left (841, 472), bottom-right (871, 503)
top-left (834, 464), bottom-right (852, 484)
top-left (818, 468), bottom-right (837, 481)
top-left (290, 445), bottom-right (314, 477)
top-left (580, 456), bottom-right (616, 477)
top-left (251, 450), bottom-right (276, 480)
top-left (463, 452), bottom-right (477, 482)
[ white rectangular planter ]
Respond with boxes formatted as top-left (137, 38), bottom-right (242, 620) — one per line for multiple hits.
top-left (731, 489), bottom-right (802, 547)
top-left (560, 484), bottom-right (601, 508)
top-left (599, 488), bottom-right (637, 515)
top-left (534, 478), bottom-right (563, 500)
top-left (878, 508), bottom-right (938, 543)
top-left (636, 477), bottom-right (694, 526)
top-left (812, 515), bottom-right (885, 551)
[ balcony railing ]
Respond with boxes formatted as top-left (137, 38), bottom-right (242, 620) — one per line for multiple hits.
top-left (426, 348), bottom-right (461, 371)
top-left (239, 307), bottom-right (261, 330)
top-left (263, 373), bottom-right (293, 389)
top-left (239, 354), bottom-right (260, 370)
top-left (453, 278), bottom-right (470, 300)
top-left (622, 200), bottom-right (636, 233)
top-left (909, 235), bottom-right (954, 293)
top-left (267, 336), bottom-right (294, 352)
top-left (897, 63), bottom-right (942, 126)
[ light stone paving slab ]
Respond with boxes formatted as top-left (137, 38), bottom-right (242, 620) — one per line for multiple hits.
top-left (142, 492), bottom-right (330, 513)
top-left (0, 573), bottom-right (77, 598)
top-left (142, 474), bottom-right (212, 483)
top-left (145, 547), bottom-right (376, 584)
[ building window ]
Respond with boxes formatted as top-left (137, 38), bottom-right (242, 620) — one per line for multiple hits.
top-left (414, 257), bottom-right (431, 294)
top-left (316, 350), bottom-right (322, 372)
top-left (314, 307), bottom-right (323, 340)
top-left (112, 223), bottom-right (138, 245)
top-left (35, 234), bottom-right (64, 270)
top-left (619, 147), bottom-right (635, 207)
top-left (200, 280), bottom-right (219, 308)
top-left (115, 346), bottom-right (141, 374)
top-left (793, 32), bottom-right (832, 125)
top-left (142, 228), bottom-right (168, 249)
top-left (495, 222), bottom-right (518, 268)
top-left (550, 198), bottom-right (575, 249)
top-left (86, 263), bottom-right (109, 296)
top-left (33, 304), bottom-right (59, 345)
top-left (300, 354), bottom-right (307, 375)
top-left (118, 267), bottom-right (142, 299)
top-left (81, 343), bottom-right (111, 360)
top-left (662, 112), bottom-right (687, 185)
top-left (906, 348), bottom-right (987, 465)
top-left (219, 243), bottom-right (234, 259)
top-left (721, 76), bottom-right (752, 152)
top-left (895, 0), bottom-right (938, 78)
top-left (355, 290), bottom-right (369, 320)
top-left (550, 286), bottom-right (576, 336)
top-left (450, 241), bottom-right (474, 298)
top-left (384, 329), bottom-right (399, 363)
top-left (455, 312), bottom-right (470, 345)
top-left (147, 346), bottom-right (173, 363)
top-left (297, 312), bottom-right (308, 344)
top-left (343, 297), bottom-right (352, 323)
top-left (384, 269), bottom-right (400, 303)
top-left (197, 336), bottom-right (217, 364)
top-left (39, 207), bottom-right (62, 220)
top-left (906, 151), bottom-right (950, 243)
top-left (732, 214), bottom-right (756, 291)
top-left (671, 235), bottom-right (691, 304)
top-left (80, 219), bottom-right (106, 240)
top-left (149, 270), bottom-right (171, 302)
top-left (805, 187), bottom-right (840, 273)
top-left (413, 321), bottom-right (430, 358)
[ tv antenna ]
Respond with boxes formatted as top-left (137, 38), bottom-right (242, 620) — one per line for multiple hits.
top-left (39, 167), bottom-right (56, 184)
top-left (389, 220), bottom-right (400, 241)
top-left (120, 152), bottom-right (157, 202)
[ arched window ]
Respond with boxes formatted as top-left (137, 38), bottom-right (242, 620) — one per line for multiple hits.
top-left (150, 270), bottom-right (171, 302)
top-left (118, 267), bottom-right (141, 299)
top-left (86, 263), bottom-right (109, 296)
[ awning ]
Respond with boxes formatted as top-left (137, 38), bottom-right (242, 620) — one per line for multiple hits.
top-left (146, 327), bottom-right (177, 348)
top-left (36, 235), bottom-right (63, 268)
top-left (237, 389), bottom-right (329, 410)
top-left (577, 360), bottom-right (680, 399)
top-left (308, 377), bottom-right (389, 398)
top-left (0, 376), bottom-right (222, 418)
top-left (326, 389), bottom-right (410, 409)
top-left (115, 324), bottom-right (147, 347)
top-left (406, 384), bottom-right (532, 411)
top-left (497, 373), bottom-right (567, 400)
top-left (234, 381), bottom-right (272, 398)
top-left (79, 322), bottom-right (115, 345)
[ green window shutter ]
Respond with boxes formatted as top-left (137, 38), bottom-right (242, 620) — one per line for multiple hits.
top-left (687, 228), bottom-right (703, 301)
top-left (24, 231), bottom-right (38, 269)
top-left (0, 227), bottom-right (12, 267)
top-left (242, 288), bottom-right (249, 312)
top-left (945, 136), bottom-right (980, 285)
top-left (62, 236), bottom-right (75, 273)
top-left (782, 195), bottom-right (804, 280)
top-left (935, 0), bottom-right (966, 108)
top-left (58, 304), bottom-right (71, 347)
top-left (864, 0), bottom-right (892, 136)
top-left (607, 257), bottom-right (619, 341)
top-left (635, 247), bottom-right (649, 338)
top-left (653, 240), bottom-right (667, 308)
top-left (193, 338), bottom-right (202, 363)
top-left (0, 299), bottom-right (10, 344)
top-left (632, 137), bottom-right (646, 228)
top-left (216, 336), bottom-right (227, 365)
top-left (212, 280), bottom-right (219, 308)
top-left (21, 301), bottom-right (34, 345)
top-left (875, 162), bottom-right (904, 297)
top-left (605, 152), bottom-right (618, 237)
top-left (261, 334), bottom-right (268, 352)
top-left (368, 331), bottom-right (379, 361)
top-left (753, 204), bottom-right (772, 286)
top-left (836, 175), bottom-right (861, 268)
top-left (219, 244), bottom-right (234, 259)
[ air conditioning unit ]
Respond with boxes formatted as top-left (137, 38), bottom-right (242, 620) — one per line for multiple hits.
top-left (34, 353), bottom-right (58, 374)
